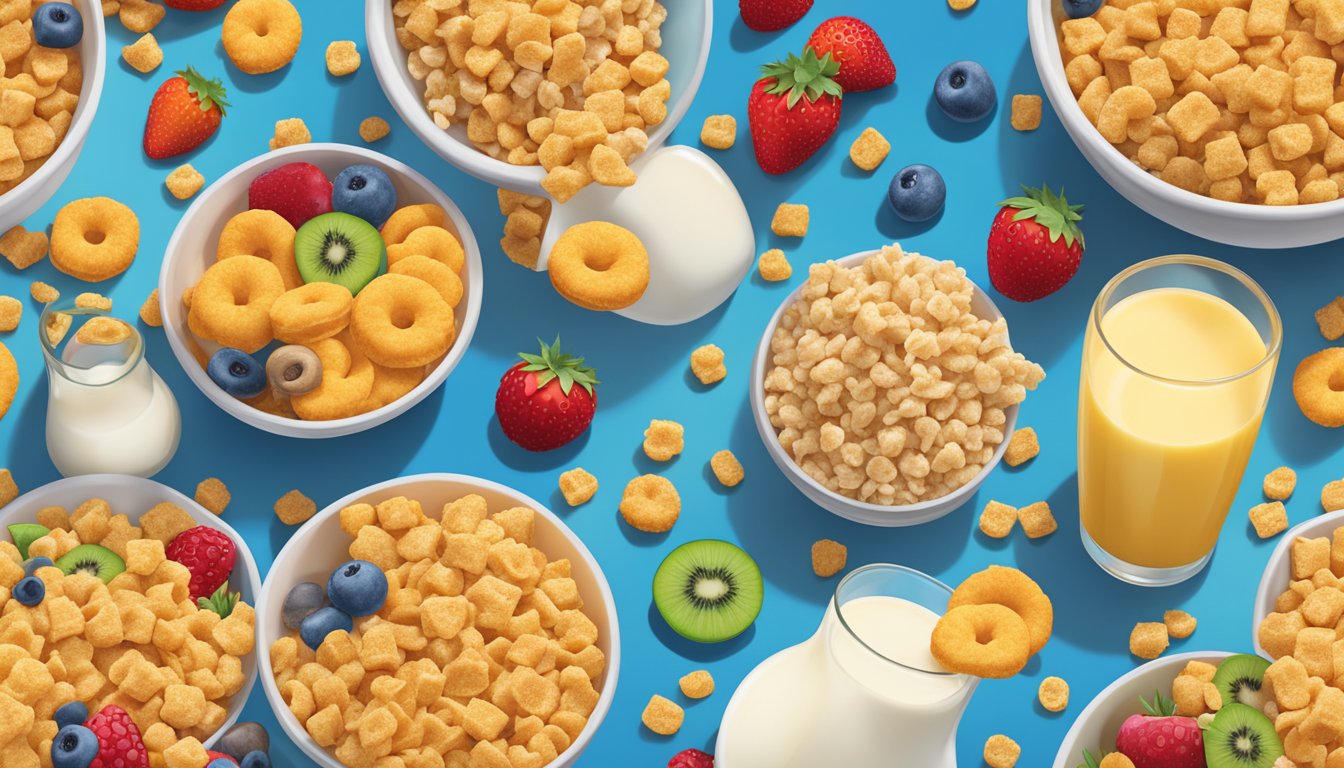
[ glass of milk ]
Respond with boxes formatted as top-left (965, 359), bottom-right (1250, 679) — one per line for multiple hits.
top-left (41, 303), bottom-right (181, 477)
top-left (717, 564), bottom-right (976, 768)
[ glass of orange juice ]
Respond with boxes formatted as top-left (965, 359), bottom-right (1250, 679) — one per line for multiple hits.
top-left (1079, 255), bottom-right (1281, 587)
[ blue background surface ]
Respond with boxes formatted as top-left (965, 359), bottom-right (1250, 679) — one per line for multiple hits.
top-left (2, 0), bottom-right (1343, 765)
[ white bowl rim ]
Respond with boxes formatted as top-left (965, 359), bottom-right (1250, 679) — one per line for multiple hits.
top-left (1027, 0), bottom-right (1344, 222)
top-left (156, 142), bottom-right (484, 437)
top-left (1251, 509), bottom-right (1344, 656)
top-left (364, 0), bottom-right (714, 195)
top-left (255, 473), bottom-right (621, 767)
top-left (749, 248), bottom-right (1020, 521)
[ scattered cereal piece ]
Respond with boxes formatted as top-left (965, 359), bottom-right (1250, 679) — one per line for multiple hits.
top-left (710, 450), bottom-right (744, 488)
top-left (325, 40), bottom-right (360, 77)
top-left (195, 477), bottom-right (231, 515)
top-left (51, 197), bottom-right (140, 281)
top-left (950, 0), bottom-right (976, 8)
top-left (984, 734), bottom-right (1021, 768)
top-left (75, 292), bottom-right (112, 311)
top-left (1250, 501), bottom-right (1289, 539)
top-left (1011, 95), bottom-right (1043, 131)
top-left (139, 289), bottom-right (162, 327)
top-left (0, 469), bottom-right (17, 507)
top-left (1018, 501), bottom-right (1057, 539)
top-left (641, 695), bottom-right (684, 736)
top-left (359, 116), bottom-right (390, 143)
top-left (849, 127), bottom-right (891, 171)
top-left (690, 344), bottom-right (726, 385)
top-left (643, 419), bottom-right (685, 462)
top-left (1129, 621), bottom-right (1170, 659)
top-left (269, 118), bottom-right (311, 151)
top-left (1038, 676), bottom-right (1069, 712)
top-left (1004, 427), bottom-right (1040, 467)
top-left (0, 226), bottom-right (49, 270)
top-left (679, 670), bottom-right (714, 699)
top-left (0, 297), bottom-right (19, 333)
top-left (559, 468), bottom-right (598, 507)
top-left (1316, 297), bottom-right (1344, 341)
top-left (274, 489), bottom-right (317, 525)
top-left (1164, 610), bottom-right (1197, 639)
top-left (811, 539), bottom-right (848, 578)
top-left (165, 164), bottom-right (205, 201)
top-left (979, 500), bottom-right (1018, 539)
top-left (30, 281), bottom-right (58, 304)
top-left (75, 317), bottom-right (131, 345)
top-left (122, 32), bottom-right (163, 73)
top-left (771, 203), bottom-right (810, 237)
top-left (120, 0), bottom-right (165, 34)
top-left (700, 115), bottom-right (736, 150)
top-left (758, 249), bottom-right (791, 281)
top-left (619, 475), bottom-right (681, 533)
top-left (1323, 479), bottom-right (1344, 512)
top-left (222, 0), bottom-right (302, 75)
top-left (1263, 466), bottom-right (1297, 501)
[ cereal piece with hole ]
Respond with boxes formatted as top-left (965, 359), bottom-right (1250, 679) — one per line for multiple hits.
top-left (771, 203), bottom-right (809, 237)
top-left (1011, 95), bottom-right (1043, 131)
top-left (710, 450), bottom-right (744, 488)
top-left (979, 500), bottom-right (1018, 539)
top-left (558, 468), bottom-right (598, 507)
top-left (1249, 501), bottom-right (1289, 539)
top-left (269, 118), bottom-right (311, 151)
top-left (849, 127), bottom-right (890, 171)
top-left (0, 297), bottom-right (19, 333)
top-left (275, 489), bottom-right (316, 525)
top-left (139, 289), bottom-right (161, 327)
top-left (122, 33), bottom-right (162, 74)
top-left (758, 249), bottom-right (791, 282)
top-left (1018, 501), bottom-right (1057, 539)
top-left (1164, 609), bottom-right (1197, 639)
top-left (641, 695), bottom-right (683, 735)
top-left (984, 734), bottom-right (1021, 768)
top-left (359, 117), bottom-right (390, 143)
top-left (689, 344), bottom-right (726, 385)
top-left (642, 419), bottom-right (684, 462)
top-left (1264, 466), bottom-right (1297, 500)
top-left (165, 164), bottom-right (205, 201)
top-left (700, 115), bottom-right (736, 150)
top-left (1130, 621), bottom-right (1170, 659)
top-left (195, 477), bottom-right (230, 515)
top-left (1004, 427), bottom-right (1039, 467)
top-left (679, 670), bottom-right (714, 699)
top-left (326, 41), bottom-right (360, 77)
top-left (811, 539), bottom-right (847, 578)
top-left (1038, 676), bottom-right (1069, 712)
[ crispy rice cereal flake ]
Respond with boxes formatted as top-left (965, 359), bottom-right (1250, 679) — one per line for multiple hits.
top-left (1038, 675), bottom-right (1069, 712)
top-left (30, 281), bottom-right (58, 304)
top-left (679, 670), bottom-right (714, 699)
top-left (1323, 479), bottom-right (1344, 512)
top-left (700, 114), bottom-right (736, 150)
top-left (849, 127), bottom-right (891, 171)
top-left (979, 500), bottom-right (1018, 539)
top-left (1010, 95), bottom-right (1043, 131)
top-left (0, 296), bottom-right (19, 332)
top-left (984, 734), bottom-right (1021, 768)
top-left (0, 226), bottom-right (49, 270)
top-left (1130, 622), bottom-right (1170, 660)
top-left (139, 289), bottom-right (162, 327)
top-left (274, 489), bottom-right (316, 525)
top-left (1265, 466), bottom-right (1298, 501)
top-left (1004, 427), bottom-right (1039, 467)
top-left (642, 419), bottom-right (684, 462)
top-left (1251, 501), bottom-right (1289, 539)
top-left (1316, 298), bottom-right (1344, 341)
top-left (1164, 609), bottom-right (1197, 639)
top-left (689, 343), bottom-right (727, 385)
top-left (165, 164), bottom-right (205, 201)
top-left (359, 116), bottom-right (390, 143)
top-left (641, 695), bottom-right (683, 736)
top-left (758, 249), bottom-right (791, 282)
top-left (811, 539), bottom-right (847, 577)
top-left (325, 40), bottom-right (361, 77)
top-left (771, 203), bottom-right (809, 237)
top-left (1018, 501), bottom-right (1057, 539)
top-left (75, 292), bottom-right (111, 311)
top-left (195, 477), bottom-right (230, 515)
top-left (764, 245), bottom-right (1045, 506)
top-left (710, 450), bottom-right (744, 487)
top-left (122, 32), bottom-right (163, 73)
top-left (559, 467), bottom-right (598, 506)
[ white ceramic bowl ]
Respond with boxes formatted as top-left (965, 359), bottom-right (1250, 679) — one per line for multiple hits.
top-left (751, 250), bottom-right (1020, 528)
top-left (257, 474), bottom-right (620, 768)
top-left (0, 475), bottom-right (262, 749)
top-left (1028, 0), bottom-right (1344, 248)
top-left (1251, 510), bottom-right (1344, 657)
top-left (366, 0), bottom-right (712, 194)
top-left (1053, 651), bottom-right (1233, 768)
top-left (158, 143), bottom-right (483, 439)
top-left (0, 0), bottom-right (105, 232)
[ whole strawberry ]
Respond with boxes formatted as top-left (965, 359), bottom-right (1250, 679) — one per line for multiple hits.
top-left (739, 0), bottom-right (812, 32)
top-left (86, 705), bottom-right (149, 768)
top-left (748, 47), bottom-right (843, 175)
top-left (986, 184), bottom-right (1085, 302)
top-left (807, 17), bottom-right (895, 92)
top-left (143, 67), bottom-right (228, 160)
top-left (1115, 692), bottom-right (1204, 768)
top-left (166, 526), bottom-right (236, 601)
top-left (164, 0), bottom-right (225, 8)
top-left (496, 338), bottom-right (597, 452)
top-left (669, 749), bottom-right (714, 768)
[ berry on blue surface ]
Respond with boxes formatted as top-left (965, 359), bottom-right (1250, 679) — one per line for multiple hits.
top-left (206, 760), bottom-right (237, 768)
top-left (50, 724), bottom-right (97, 768)
top-left (326, 559), bottom-right (388, 617)
top-left (934, 60), bottom-right (997, 122)
top-left (33, 2), bottom-right (82, 49)
top-left (207, 348), bottom-right (268, 399)
top-left (299, 606), bottom-right (353, 650)
top-left (54, 701), bottom-right (88, 730)
top-left (14, 575), bottom-right (45, 606)
top-left (888, 164), bottom-right (946, 222)
top-left (332, 164), bottom-right (397, 231)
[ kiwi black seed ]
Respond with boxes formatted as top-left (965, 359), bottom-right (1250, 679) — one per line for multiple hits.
top-left (653, 539), bottom-right (763, 643)
top-left (294, 212), bottom-right (387, 295)
top-left (1212, 653), bottom-right (1271, 710)
top-left (1204, 703), bottom-right (1283, 768)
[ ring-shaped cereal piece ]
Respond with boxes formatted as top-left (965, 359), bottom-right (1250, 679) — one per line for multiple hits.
top-left (0, 340), bottom-right (17, 420)
top-left (930, 604), bottom-right (1031, 679)
top-left (187, 255), bottom-right (285, 354)
top-left (548, 221), bottom-right (649, 311)
top-left (389, 254), bottom-right (463, 308)
top-left (380, 204), bottom-right (446, 246)
top-left (386, 225), bottom-right (465, 273)
top-left (221, 0), bottom-right (303, 75)
top-left (291, 335), bottom-right (375, 421)
top-left (269, 282), bottom-right (353, 345)
top-left (217, 209), bottom-right (301, 290)
top-left (50, 197), bottom-right (140, 282)
top-left (364, 363), bottom-right (426, 411)
top-left (349, 274), bottom-right (455, 369)
top-left (1293, 348), bottom-right (1344, 427)
top-left (946, 565), bottom-right (1053, 656)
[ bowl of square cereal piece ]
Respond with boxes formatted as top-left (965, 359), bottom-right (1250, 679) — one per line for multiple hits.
top-left (1251, 509), bottom-right (1344, 659)
top-left (0, 0), bottom-right (104, 234)
top-left (0, 474), bottom-right (262, 758)
top-left (257, 473), bottom-right (619, 768)
top-left (366, 0), bottom-right (711, 200)
top-left (158, 142), bottom-right (483, 439)
top-left (1028, 0), bottom-right (1344, 248)
top-left (752, 246), bottom-right (1045, 527)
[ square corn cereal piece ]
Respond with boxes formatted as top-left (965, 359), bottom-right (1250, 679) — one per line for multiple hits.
top-left (641, 695), bottom-right (683, 736)
top-left (275, 489), bottom-right (316, 525)
top-left (75, 292), bottom-right (111, 311)
top-left (811, 539), bottom-right (847, 578)
top-left (629, 51), bottom-right (669, 88)
top-left (1061, 18), bottom-right (1106, 56)
top-left (1018, 501), bottom-right (1057, 539)
top-left (162, 737), bottom-right (207, 768)
top-left (700, 114), bottom-right (736, 150)
top-left (710, 450), bottom-right (744, 488)
top-left (140, 502), bottom-right (194, 544)
top-left (31, 281), bottom-right (58, 304)
top-left (984, 735), bottom-right (1020, 768)
top-left (0, 296), bottom-right (19, 332)
top-left (1164, 609), bottom-right (1197, 639)
top-left (359, 116), bottom-right (390, 143)
top-left (1257, 170), bottom-right (1299, 206)
top-left (1181, 660), bottom-right (1217, 682)
top-left (1269, 123), bottom-right (1313, 162)
top-left (558, 468), bottom-right (597, 507)
top-left (269, 118), bottom-right (311, 151)
top-left (0, 225), bottom-right (48, 269)
top-left (1167, 91), bottom-right (1220, 143)
top-left (1204, 136), bottom-right (1248, 181)
top-left (1249, 501), bottom-right (1288, 539)
top-left (464, 697), bottom-right (509, 741)
top-left (1010, 95), bottom-right (1043, 131)
top-left (124, 538), bottom-right (165, 576)
top-left (1130, 621), bottom-right (1170, 659)
top-left (758, 249), bottom-right (791, 281)
top-left (679, 670), bottom-right (714, 699)
top-left (771, 203), bottom-right (809, 237)
top-left (165, 164), bottom-right (204, 201)
top-left (1293, 536), bottom-right (1332, 580)
top-left (690, 344), bottom-right (726, 385)
top-left (326, 41), bottom-right (361, 77)
top-left (1004, 427), bottom-right (1039, 467)
top-left (1264, 466), bottom-right (1297, 500)
top-left (195, 477), bottom-right (230, 515)
top-left (1171, 673), bottom-right (1206, 716)
top-left (642, 419), bottom-right (684, 462)
top-left (1323, 479), bottom-right (1344, 512)
top-left (121, 32), bottom-right (161, 73)
top-left (849, 127), bottom-right (890, 171)
top-left (978, 500), bottom-right (1018, 539)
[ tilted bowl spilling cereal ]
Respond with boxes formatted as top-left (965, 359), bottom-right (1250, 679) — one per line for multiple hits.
top-left (257, 474), bottom-right (619, 768)
top-left (752, 246), bottom-right (1044, 527)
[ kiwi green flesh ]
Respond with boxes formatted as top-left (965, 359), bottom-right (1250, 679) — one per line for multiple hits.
top-left (1213, 654), bottom-right (1271, 710)
top-left (653, 539), bottom-right (763, 643)
top-left (55, 544), bottom-right (125, 584)
top-left (295, 212), bottom-right (387, 295)
top-left (8, 524), bottom-right (49, 560)
top-left (1204, 703), bottom-right (1283, 768)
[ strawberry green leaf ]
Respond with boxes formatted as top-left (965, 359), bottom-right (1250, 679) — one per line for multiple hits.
top-left (178, 66), bottom-right (229, 116)
top-left (516, 337), bottom-right (599, 396)
top-left (762, 47), bottom-right (844, 109)
top-left (998, 183), bottom-right (1085, 249)
top-left (1139, 690), bottom-right (1176, 717)
top-left (197, 584), bottom-right (239, 619)
top-left (1078, 749), bottom-right (1101, 768)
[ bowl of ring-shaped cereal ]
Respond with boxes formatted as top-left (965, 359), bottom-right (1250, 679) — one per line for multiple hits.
top-left (1029, 0), bottom-right (1344, 248)
top-left (751, 245), bottom-right (1045, 528)
top-left (366, 0), bottom-right (712, 200)
top-left (257, 473), bottom-right (619, 768)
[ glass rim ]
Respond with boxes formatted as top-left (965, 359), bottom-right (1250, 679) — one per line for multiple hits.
top-left (831, 563), bottom-right (963, 679)
top-left (39, 303), bottom-right (144, 387)
top-left (1090, 254), bottom-right (1283, 387)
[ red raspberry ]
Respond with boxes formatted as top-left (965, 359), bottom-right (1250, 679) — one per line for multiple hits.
top-left (165, 525), bottom-right (237, 601)
top-left (86, 705), bottom-right (149, 768)
top-left (668, 749), bottom-right (714, 768)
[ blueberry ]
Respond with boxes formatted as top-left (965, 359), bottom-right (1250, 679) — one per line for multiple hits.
top-left (1063, 0), bottom-right (1105, 18)
top-left (887, 164), bottom-right (946, 223)
top-left (54, 701), bottom-right (88, 730)
top-left (14, 575), bottom-right (44, 606)
top-left (50, 724), bottom-right (97, 768)
top-left (240, 751), bottom-right (272, 768)
top-left (216, 722), bottom-right (270, 762)
top-left (282, 581), bottom-right (327, 630)
top-left (33, 2), bottom-right (82, 49)
top-left (24, 556), bottom-right (55, 575)
top-left (331, 164), bottom-right (397, 230)
top-left (206, 761), bottom-right (236, 768)
top-left (299, 606), bottom-right (353, 650)
top-left (934, 60), bottom-right (997, 122)
top-left (326, 559), bottom-right (388, 618)
top-left (207, 348), bottom-right (267, 399)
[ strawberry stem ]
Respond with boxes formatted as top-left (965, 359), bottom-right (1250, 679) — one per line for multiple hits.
top-left (517, 337), bottom-right (598, 396)
top-left (1139, 689), bottom-right (1177, 717)
top-left (179, 66), bottom-right (229, 116)
top-left (998, 183), bottom-right (1085, 248)
top-left (197, 583), bottom-right (239, 618)
top-left (761, 47), bottom-right (844, 108)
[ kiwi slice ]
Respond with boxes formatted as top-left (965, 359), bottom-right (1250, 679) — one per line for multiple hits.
top-left (653, 539), bottom-right (763, 643)
top-left (1204, 703), bottom-right (1283, 768)
top-left (8, 524), bottom-right (49, 560)
top-left (1212, 653), bottom-right (1271, 710)
top-left (295, 212), bottom-right (387, 294)
top-left (56, 544), bottom-right (125, 584)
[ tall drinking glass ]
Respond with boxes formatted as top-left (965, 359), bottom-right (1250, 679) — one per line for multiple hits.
top-left (1078, 256), bottom-right (1280, 587)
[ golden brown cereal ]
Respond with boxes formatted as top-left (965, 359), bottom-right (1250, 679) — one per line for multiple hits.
top-left (1315, 298), bottom-right (1344, 341)
top-left (195, 477), bottom-right (231, 515)
top-left (1250, 501), bottom-right (1290, 539)
top-left (758, 248), bottom-right (791, 281)
top-left (949, 0), bottom-right (977, 10)
top-left (1038, 676), bottom-right (1069, 712)
top-left (1324, 479), bottom-right (1344, 512)
top-left (1011, 95), bottom-right (1043, 131)
top-left (0, 297), bottom-right (19, 333)
top-left (274, 489), bottom-right (316, 525)
top-left (165, 164), bottom-right (204, 200)
top-left (0, 226), bottom-right (49, 270)
top-left (849, 127), bottom-right (891, 171)
top-left (1018, 501), bottom-right (1058, 539)
top-left (549, 221), bottom-right (650, 311)
top-left (1294, 348), bottom-right (1344, 427)
top-left (350, 273), bottom-right (455, 368)
top-left (559, 467), bottom-right (598, 507)
top-left (188, 256), bottom-right (285, 353)
top-left (1099, 752), bottom-right (1136, 768)
top-left (1129, 621), bottom-right (1170, 660)
top-left (643, 419), bottom-right (684, 461)
top-left (1264, 466), bottom-right (1297, 500)
top-left (700, 115), bottom-right (737, 150)
top-left (811, 539), bottom-right (847, 577)
top-left (1004, 427), bottom-right (1040, 467)
top-left (979, 500), bottom-right (1018, 539)
top-left (138, 289), bottom-right (161, 327)
top-left (268, 117), bottom-right (311, 151)
top-left (119, 0), bottom-right (163, 33)
top-left (619, 474), bottom-right (681, 533)
top-left (1164, 609), bottom-right (1197, 639)
top-left (679, 670), bottom-right (714, 699)
top-left (0, 341), bottom-right (15, 418)
top-left (710, 450), bottom-right (745, 488)
top-left (690, 344), bottom-right (727, 385)
top-left (51, 197), bottom-right (139, 282)
top-left (222, 0), bottom-right (303, 75)
top-left (74, 292), bottom-right (111, 311)
top-left (641, 695), bottom-right (684, 736)
top-left (947, 565), bottom-right (1054, 657)
top-left (30, 281), bottom-right (58, 304)
top-left (325, 40), bottom-right (360, 77)
top-left (358, 116), bottom-right (390, 143)
top-left (932, 604), bottom-right (1032, 678)
top-left (122, 32), bottom-right (163, 73)
top-left (985, 736), bottom-right (1023, 768)
top-left (771, 203), bottom-right (809, 237)
top-left (269, 283), bottom-right (352, 344)
top-left (0, 469), bottom-right (16, 507)
top-left (74, 317), bottom-right (131, 346)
